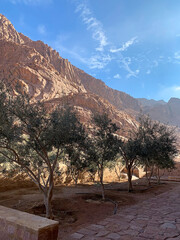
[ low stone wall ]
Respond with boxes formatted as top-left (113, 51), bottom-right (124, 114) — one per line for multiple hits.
top-left (0, 206), bottom-right (59, 240)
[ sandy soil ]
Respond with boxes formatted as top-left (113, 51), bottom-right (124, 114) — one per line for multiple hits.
top-left (0, 177), bottom-right (177, 239)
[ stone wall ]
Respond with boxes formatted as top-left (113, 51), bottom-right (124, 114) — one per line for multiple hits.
top-left (0, 206), bottom-right (59, 240)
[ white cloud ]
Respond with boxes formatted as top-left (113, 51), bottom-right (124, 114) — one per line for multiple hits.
top-left (88, 54), bottom-right (112, 69)
top-left (54, 35), bottom-right (112, 69)
top-left (166, 51), bottom-right (180, 65)
top-left (75, 3), bottom-right (108, 52)
top-left (114, 74), bottom-right (121, 79)
top-left (146, 70), bottom-right (151, 74)
top-left (127, 69), bottom-right (139, 79)
top-left (174, 86), bottom-right (180, 91)
top-left (174, 51), bottom-right (180, 60)
top-left (37, 24), bottom-right (46, 35)
top-left (110, 37), bottom-right (138, 53)
top-left (117, 56), bottom-right (139, 79)
top-left (10, 0), bottom-right (52, 5)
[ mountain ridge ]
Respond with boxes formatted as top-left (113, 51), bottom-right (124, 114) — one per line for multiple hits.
top-left (0, 13), bottom-right (180, 128)
top-left (0, 13), bottom-right (139, 136)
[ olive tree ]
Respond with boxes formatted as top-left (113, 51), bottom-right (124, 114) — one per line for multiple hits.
top-left (137, 115), bottom-right (177, 185)
top-left (64, 136), bottom-right (88, 185)
top-left (0, 86), bottom-right (85, 218)
top-left (117, 115), bottom-right (178, 191)
top-left (88, 113), bottom-right (119, 200)
top-left (118, 137), bottom-right (141, 192)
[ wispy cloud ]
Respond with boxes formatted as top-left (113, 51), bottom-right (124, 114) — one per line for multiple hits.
top-left (127, 69), bottom-right (139, 79)
top-left (146, 70), bottom-right (151, 74)
top-left (88, 54), bottom-right (112, 69)
top-left (174, 86), bottom-right (180, 91)
top-left (110, 37), bottom-right (138, 53)
top-left (37, 24), bottom-right (46, 35)
top-left (54, 39), bottom-right (87, 65)
top-left (114, 74), bottom-right (121, 79)
top-left (75, 2), bottom-right (108, 52)
top-left (54, 1), bottom-right (139, 76)
top-left (10, 0), bottom-right (52, 5)
top-left (54, 35), bottom-right (112, 69)
top-left (174, 51), bottom-right (180, 60)
top-left (117, 56), bottom-right (139, 79)
top-left (167, 51), bottom-right (180, 65)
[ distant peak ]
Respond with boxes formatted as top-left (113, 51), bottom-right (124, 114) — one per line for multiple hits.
top-left (168, 97), bottom-right (180, 104)
top-left (0, 14), bottom-right (9, 21)
top-left (0, 13), bottom-right (24, 44)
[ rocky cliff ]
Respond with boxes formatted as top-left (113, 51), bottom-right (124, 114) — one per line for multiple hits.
top-left (0, 14), bottom-right (139, 136)
top-left (1, 13), bottom-right (180, 129)
top-left (142, 98), bottom-right (180, 127)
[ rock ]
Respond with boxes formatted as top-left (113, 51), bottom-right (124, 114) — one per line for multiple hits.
top-left (0, 14), bottom-right (138, 139)
top-left (160, 222), bottom-right (176, 229)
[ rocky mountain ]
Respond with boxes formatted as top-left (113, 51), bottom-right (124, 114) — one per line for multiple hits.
top-left (1, 13), bottom-right (180, 131)
top-left (137, 98), bottom-right (166, 108)
top-left (142, 98), bottom-right (180, 127)
top-left (0, 14), bottom-right (139, 136)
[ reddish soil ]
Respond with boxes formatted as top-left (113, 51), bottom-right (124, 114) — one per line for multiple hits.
top-left (0, 178), bottom-right (177, 239)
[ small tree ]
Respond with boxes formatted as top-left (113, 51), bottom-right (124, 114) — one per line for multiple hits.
top-left (0, 86), bottom-right (85, 218)
top-left (118, 137), bottom-right (141, 192)
top-left (65, 143), bottom-right (88, 185)
top-left (107, 155), bottom-right (124, 182)
top-left (114, 157), bottom-right (124, 182)
top-left (137, 115), bottom-right (177, 186)
top-left (88, 113), bottom-right (119, 200)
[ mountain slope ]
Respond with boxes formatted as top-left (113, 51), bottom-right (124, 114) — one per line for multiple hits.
top-left (1, 13), bottom-right (180, 128)
top-left (143, 98), bottom-right (180, 126)
top-left (137, 98), bottom-right (166, 108)
top-left (0, 13), bottom-right (138, 135)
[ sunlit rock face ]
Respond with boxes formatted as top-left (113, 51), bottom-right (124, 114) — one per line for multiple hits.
top-left (0, 14), bottom-right (24, 44)
top-left (1, 13), bottom-right (180, 139)
top-left (0, 14), bottom-right (87, 102)
top-left (0, 13), bottom-right (139, 136)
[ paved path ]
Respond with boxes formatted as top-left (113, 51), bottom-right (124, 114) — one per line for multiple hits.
top-left (65, 184), bottom-right (180, 240)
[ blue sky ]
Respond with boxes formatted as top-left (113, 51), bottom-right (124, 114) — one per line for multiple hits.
top-left (1, 0), bottom-right (180, 101)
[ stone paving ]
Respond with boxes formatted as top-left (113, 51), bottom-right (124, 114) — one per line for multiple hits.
top-left (64, 184), bottom-right (180, 240)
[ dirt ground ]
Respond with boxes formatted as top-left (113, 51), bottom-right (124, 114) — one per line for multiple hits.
top-left (0, 177), bottom-right (178, 239)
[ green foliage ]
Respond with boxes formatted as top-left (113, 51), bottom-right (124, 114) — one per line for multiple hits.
top-left (137, 115), bottom-right (177, 170)
top-left (0, 83), bottom-right (87, 218)
top-left (92, 113), bottom-right (119, 164)
top-left (87, 113), bottom-right (119, 199)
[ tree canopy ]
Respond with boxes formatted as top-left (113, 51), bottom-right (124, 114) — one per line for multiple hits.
top-left (0, 85), bottom-right (86, 218)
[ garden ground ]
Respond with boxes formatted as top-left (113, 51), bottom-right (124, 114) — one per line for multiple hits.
top-left (0, 177), bottom-right (178, 239)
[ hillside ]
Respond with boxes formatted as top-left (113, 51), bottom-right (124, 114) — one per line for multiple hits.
top-left (140, 98), bottom-right (180, 127)
top-left (1, 13), bottom-right (180, 129)
top-left (0, 14), bottom-right (138, 136)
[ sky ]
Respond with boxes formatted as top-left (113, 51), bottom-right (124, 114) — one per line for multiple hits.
top-left (1, 0), bottom-right (180, 102)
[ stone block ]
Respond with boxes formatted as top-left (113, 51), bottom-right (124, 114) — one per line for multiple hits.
top-left (0, 205), bottom-right (59, 240)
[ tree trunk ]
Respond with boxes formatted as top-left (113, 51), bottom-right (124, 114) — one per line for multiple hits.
top-left (44, 175), bottom-right (54, 219)
top-left (145, 165), bottom-right (152, 186)
top-left (115, 166), bottom-right (121, 182)
top-left (147, 166), bottom-right (154, 186)
top-left (127, 166), bottom-right (133, 192)
top-left (157, 167), bottom-right (160, 184)
top-left (100, 168), bottom-right (105, 200)
top-left (44, 193), bottom-right (53, 219)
